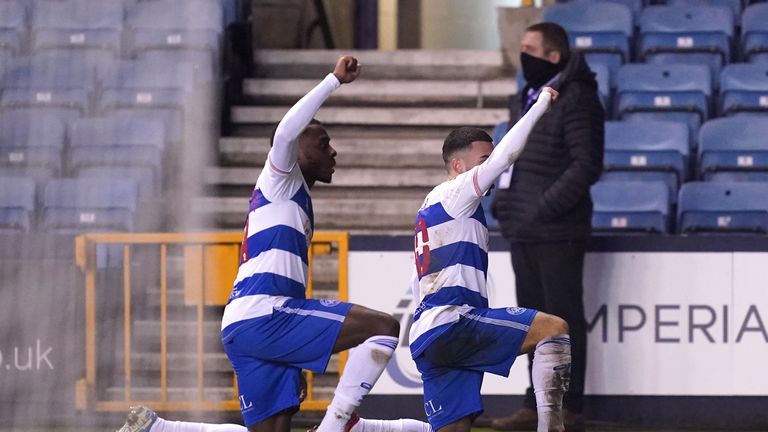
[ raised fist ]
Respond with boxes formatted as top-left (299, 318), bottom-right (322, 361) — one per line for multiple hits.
top-left (333, 55), bottom-right (361, 84)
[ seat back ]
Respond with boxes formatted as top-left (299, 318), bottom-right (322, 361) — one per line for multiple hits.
top-left (678, 182), bottom-right (768, 233)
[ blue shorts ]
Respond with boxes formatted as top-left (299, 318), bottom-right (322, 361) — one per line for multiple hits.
top-left (414, 306), bottom-right (537, 431)
top-left (222, 297), bottom-right (353, 427)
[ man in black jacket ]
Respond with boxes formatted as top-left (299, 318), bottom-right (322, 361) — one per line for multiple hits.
top-left (490, 23), bottom-right (604, 432)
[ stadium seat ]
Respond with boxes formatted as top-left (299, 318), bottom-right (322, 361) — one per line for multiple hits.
top-left (68, 114), bottom-right (166, 197)
top-left (127, 29), bottom-right (220, 59)
top-left (126, 0), bottom-right (223, 33)
top-left (2, 54), bottom-right (100, 91)
top-left (639, 5), bottom-right (734, 76)
top-left (668, 0), bottom-right (742, 24)
top-left (543, 2), bottom-right (632, 80)
top-left (0, 176), bottom-right (35, 232)
top-left (41, 178), bottom-right (138, 232)
top-left (616, 64), bottom-right (712, 140)
top-left (0, 1), bottom-right (24, 60)
top-left (1, 88), bottom-right (90, 117)
top-left (591, 180), bottom-right (671, 233)
top-left (0, 111), bottom-right (65, 180)
top-left (719, 63), bottom-right (768, 115)
top-left (742, 4), bottom-right (768, 64)
top-left (31, 0), bottom-right (124, 30)
top-left (698, 117), bottom-right (768, 181)
top-left (603, 120), bottom-right (690, 196)
top-left (31, 29), bottom-right (121, 58)
top-left (678, 181), bottom-right (768, 234)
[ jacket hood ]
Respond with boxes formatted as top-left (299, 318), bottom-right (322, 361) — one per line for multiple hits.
top-left (553, 51), bottom-right (598, 92)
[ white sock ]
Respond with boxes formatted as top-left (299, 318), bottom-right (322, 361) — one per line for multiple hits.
top-left (351, 418), bottom-right (432, 432)
top-left (532, 335), bottom-right (571, 432)
top-left (316, 335), bottom-right (398, 432)
top-left (150, 418), bottom-right (246, 432)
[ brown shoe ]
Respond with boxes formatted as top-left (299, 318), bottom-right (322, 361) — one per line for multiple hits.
top-left (490, 407), bottom-right (538, 431)
top-left (564, 409), bottom-right (585, 432)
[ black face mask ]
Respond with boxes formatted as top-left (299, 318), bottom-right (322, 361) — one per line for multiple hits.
top-left (520, 52), bottom-right (563, 89)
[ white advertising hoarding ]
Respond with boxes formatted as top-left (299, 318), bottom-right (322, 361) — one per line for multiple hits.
top-left (349, 250), bottom-right (768, 396)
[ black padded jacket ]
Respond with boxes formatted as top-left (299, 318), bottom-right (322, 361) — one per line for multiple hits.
top-left (492, 52), bottom-right (605, 242)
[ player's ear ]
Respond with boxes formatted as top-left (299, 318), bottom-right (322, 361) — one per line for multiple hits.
top-left (451, 157), bottom-right (465, 174)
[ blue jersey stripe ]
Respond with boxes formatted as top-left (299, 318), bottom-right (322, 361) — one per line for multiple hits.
top-left (418, 202), bottom-right (453, 229)
top-left (229, 272), bottom-right (306, 302)
top-left (245, 225), bottom-right (308, 265)
top-left (421, 241), bottom-right (488, 278)
top-left (414, 285), bottom-right (489, 321)
top-left (249, 188), bottom-right (271, 212)
top-left (290, 186), bottom-right (314, 230)
top-left (469, 203), bottom-right (487, 226)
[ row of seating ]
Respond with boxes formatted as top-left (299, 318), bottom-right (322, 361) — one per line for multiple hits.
top-left (0, 176), bottom-right (138, 232)
top-left (544, 2), bottom-right (768, 78)
top-left (0, 111), bottom-right (166, 197)
top-left (543, 61), bottom-right (768, 143)
top-left (592, 180), bottom-right (768, 234)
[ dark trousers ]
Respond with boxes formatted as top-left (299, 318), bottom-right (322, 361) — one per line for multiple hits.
top-left (509, 240), bottom-right (588, 414)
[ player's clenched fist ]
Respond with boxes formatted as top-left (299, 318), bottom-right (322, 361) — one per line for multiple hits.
top-left (333, 55), bottom-right (361, 84)
top-left (541, 86), bottom-right (559, 102)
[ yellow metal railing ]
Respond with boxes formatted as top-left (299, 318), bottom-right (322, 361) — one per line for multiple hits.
top-left (75, 231), bottom-right (349, 412)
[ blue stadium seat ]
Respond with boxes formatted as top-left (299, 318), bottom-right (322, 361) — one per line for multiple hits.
top-left (31, 0), bottom-right (124, 30)
top-left (2, 54), bottom-right (100, 90)
top-left (616, 64), bottom-right (712, 140)
top-left (126, 0), bottom-right (223, 33)
top-left (127, 29), bottom-right (220, 58)
top-left (42, 178), bottom-right (138, 232)
top-left (678, 182), bottom-right (768, 234)
top-left (31, 29), bottom-right (121, 58)
top-left (603, 120), bottom-right (690, 196)
top-left (639, 5), bottom-right (733, 76)
top-left (590, 61), bottom-right (611, 108)
top-left (719, 63), bottom-right (768, 115)
top-left (543, 2), bottom-right (632, 80)
top-left (698, 117), bottom-right (768, 181)
top-left (0, 111), bottom-right (65, 179)
top-left (668, 0), bottom-right (742, 24)
top-left (0, 0), bottom-right (26, 58)
top-left (742, 4), bottom-right (768, 64)
top-left (0, 176), bottom-right (35, 232)
top-left (1, 88), bottom-right (90, 117)
top-left (591, 180), bottom-right (671, 233)
top-left (69, 114), bottom-right (166, 197)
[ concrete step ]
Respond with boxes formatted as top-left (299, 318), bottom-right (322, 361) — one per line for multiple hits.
top-left (231, 106), bottom-right (507, 128)
top-left (205, 166), bottom-right (445, 189)
top-left (252, 49), bottom-right (506, 80)
top-left (243, 78), bottom-right (514, 108)
top-left (218, 137), bottom-right (445, 168)
top-left (193, 195), bottom-right (422, 230)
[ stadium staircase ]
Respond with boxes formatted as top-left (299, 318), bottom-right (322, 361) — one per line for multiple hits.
top-left (195, 49), bottom-right (515, 233)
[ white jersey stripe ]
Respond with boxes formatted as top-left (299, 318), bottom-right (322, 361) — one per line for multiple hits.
top-left (233, 248), bottom-right (308, 287)
top-left (247, 201), bottom-right (307, 238)
top-left (221, 294), bottom-right (290, 330)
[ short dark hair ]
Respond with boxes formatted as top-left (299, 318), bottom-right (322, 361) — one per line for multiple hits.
top-left (442, 127), bottom-right (493, 164)
top-left (269, 118), bottom-right (323, 147)
top-left (526, 22), bottom-right (571, 62)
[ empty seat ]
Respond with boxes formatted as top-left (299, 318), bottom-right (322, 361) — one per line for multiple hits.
top-left (590, 61), bottom-right (611, 108)
top-left (0, 176), bottom-right (35, 232)
top-left (31, 0), bottom-right (124, 30)
top-left (126, 1), bottom-right (223, 33)
top-left (616, 64), bottom-right (712, 139)
top-left (0, 1), bottom-right (25, 58)
top-left (42, 178), bottom-right (138, 232)
top-left (0, 111), bottom-right (65, 179)
top-left (592, 180), bottom-right (671, 233)
top-left (719, 63), bottom-right (768, 115)
top-left (639, 5), bottom-right (733, 76)
top-left (669, 0), bottom-right (742, 24)
top-left (127, 28), bottom-right (220, 58)
top-left (603, 120), bottom-right (690, 195)
top-left (543, 2), bottom-right (632, 79)
top-left (2, 54), bottom-right (99, 90)
top-left (742, 4), bottom-right (768, 64)
top-left (698, 117), bottom-right (768, 181)
top-left (678, 182), bottom-right (768, 234)
top-left (69, 114), bottom-right (166, 197)
top-left (1, 87), bottom-right (90, 117)
top-left (31, 29), bottom-right (121, 58)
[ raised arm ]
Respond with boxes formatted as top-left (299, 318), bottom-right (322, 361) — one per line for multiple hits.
top-left (270, 56), bottom-right (361, 173)
top-left (474, 88), bottom-right (557, 192)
